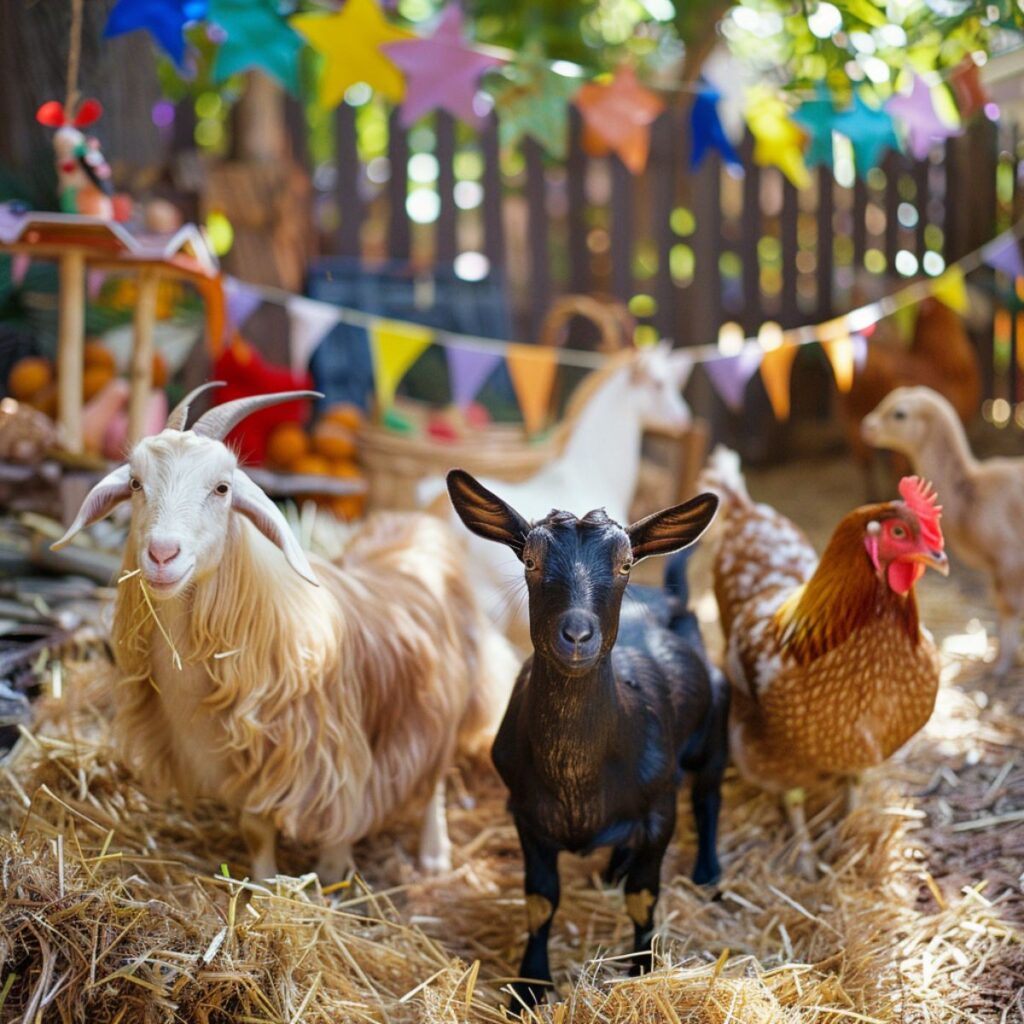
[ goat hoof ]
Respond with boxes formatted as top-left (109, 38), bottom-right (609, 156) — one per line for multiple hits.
top-left (691, 864), bottom-right (721, 888)
top-left (508, 979), bottom-right (550, 1012)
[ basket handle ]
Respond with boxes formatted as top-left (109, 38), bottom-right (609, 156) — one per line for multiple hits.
top-left (538, 294), bottom-right (635, 353)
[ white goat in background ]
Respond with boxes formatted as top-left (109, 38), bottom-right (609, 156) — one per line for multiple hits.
top-left (55, 384), bottom-right (519, 880)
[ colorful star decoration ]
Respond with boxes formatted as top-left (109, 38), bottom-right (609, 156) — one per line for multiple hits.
top-left (689, 85), bottom-right (742, 171)
top-left (382, 5), bottom-right (505, 128)
top-left (834, 94), bottom-right (899, 177)
top-left (575, 65), bottom-right (665, 174)
top-left (290, 0), bottom-right (413, 110)
top-left (885, 75), bottom-right (960, 159)
top-left (104, 0), bottom-right (207, 68)
top-left (745, 87), bottom-right (810, 188)
top-left (209, 0), bottom-right (303, 93)
top-left (491, 50), bottom-right (581, 159)
top-left (791, 85), bottom-right (841, 169)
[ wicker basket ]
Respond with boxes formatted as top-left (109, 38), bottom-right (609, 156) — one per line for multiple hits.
top-left (358, 296), bottom-right (634, 511)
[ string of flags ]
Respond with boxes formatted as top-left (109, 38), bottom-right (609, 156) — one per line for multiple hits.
top-left (101, 0), bottom-right (997, 180)
top-left (205, 219), bottom-right (1024, 432)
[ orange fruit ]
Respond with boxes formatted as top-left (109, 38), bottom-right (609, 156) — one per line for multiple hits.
top-left (151, 350), bottom-right (168, 389)
top-left (267, 423), bottom-right (310, 468)
top-left (290, 453), bottom-right (331, 476)
top-left (331, 495), bottom-right (365, 521)
top-left (83, 365), bottom-right (115, 401)
top-left (329, 459), bottom-right (361, 478)
top-left (9, 357), bottom-right (53, 400)
top-left (323, 403), bottom-right (364, 432)
top-left (26, 384), bottom-right (57, 419)
top-left (312, 420), bottom-right (357, 460)
top-left (83, 342), bottom-right (116, 372)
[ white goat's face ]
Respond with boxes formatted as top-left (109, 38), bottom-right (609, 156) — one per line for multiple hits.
top-left (128, 431), bottom-right (238, 597)
top-left (861, 386), bottom-right (936, 456)
top-left (631, 343), bottom-right (693, 433)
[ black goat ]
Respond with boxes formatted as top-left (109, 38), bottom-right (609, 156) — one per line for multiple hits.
top-left (446, 470), bottom-right (729, 1009)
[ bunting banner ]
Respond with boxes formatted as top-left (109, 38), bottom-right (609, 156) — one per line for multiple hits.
top-left (760, 343), bottom-right (800, 420)
top-left (286, 294), bottom-right (343, 377)
top-left (369, 318), bottom-right (434, 411)
top-left (446, 343), bottom-right (503, 408)
top-left (226, 276), bottom-right (263, 335)
top-left (823, 335), bottom-right (858, 393)
top-left (506, 343), bottom-right (559, 435)
top-left (704, 343), bottom-right (763, 411)
top-left (932, 266), bottom-right (968, 314)
top-left (982, 234), bottom-right (1024, 279)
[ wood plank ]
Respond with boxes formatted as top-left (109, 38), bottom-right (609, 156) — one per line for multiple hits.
top-left (335, 102), bottom-right (362, 258)
top-left (610, 153), bottom-right (634, 305)
top-left (852, 173), bottom-right (868, 272)
top-left (524, 137), bottom-right (551, 335)
top-left (387, 108), bottom-right (411, 261)
top-left (566, 107), bottom-right (589, 295)
top-left (689, 147), bottom-right (722, 346)
top-left (816, 166), bottom-right (834, 321)
top-left (883, 150), bottom-right (900, 272)
top-left (913, 156), bottom-right (928, 259)
top-left (479, 112), bottom-right (505, 269)
top-left (650, 109), bottom-right (678, 340)
top-left (284, 95), bottom-right (310, 173)
top-left (740, 133), bottom-right (761, 332)
top-left (435, 111), bottom-right (458, 264)
top-left (781, 177), bottom-right (798, 326)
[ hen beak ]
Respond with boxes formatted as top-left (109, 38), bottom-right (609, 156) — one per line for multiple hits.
top-left (913, 549), bottom-right (949, 576)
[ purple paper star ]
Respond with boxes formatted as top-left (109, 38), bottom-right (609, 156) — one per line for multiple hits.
top-left (382, 5), bottom-right (504, 128)
top-left (886, 75), bottom-right (960, 160)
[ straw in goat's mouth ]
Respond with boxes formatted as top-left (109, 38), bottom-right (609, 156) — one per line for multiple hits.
top-left (117, 568), bottom-right (182, 674)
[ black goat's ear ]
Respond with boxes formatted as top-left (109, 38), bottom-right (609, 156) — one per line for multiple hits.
top-left (627, 492), bottom-right (719, 563)
top-left (446, 469), bottom-right (530, 559)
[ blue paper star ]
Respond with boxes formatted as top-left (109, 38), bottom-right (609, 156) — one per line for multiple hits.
top-left (690, 85), bottom-right (741, 171)
top-left (104, 0), bottom-right (207, 68)
top-left (833, 93), bottom-right (898, 177)
top-left (791, 85), bottom-right (840, 169)
top-left (209, 0), bottom-right (303, 93)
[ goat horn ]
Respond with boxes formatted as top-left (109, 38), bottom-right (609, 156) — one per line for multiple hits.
top-left (165, 381), bottom-right (226, 432)
top-left (192, 391), bottom-right (323, 441)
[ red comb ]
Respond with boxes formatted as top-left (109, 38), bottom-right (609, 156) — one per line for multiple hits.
top-left (899, 476), bottom-right (944, 551)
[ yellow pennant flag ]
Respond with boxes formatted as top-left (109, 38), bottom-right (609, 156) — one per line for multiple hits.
top-left (760, 343), bottom-right (799, 420)
top-left (823, 335), bottom-right (855, 393)
top-left (932, 266), bottom-right (968, 314)
top-left (369, 319), bottom-right (433, 413)
top-left (507, 344), bottom-right (560, 436)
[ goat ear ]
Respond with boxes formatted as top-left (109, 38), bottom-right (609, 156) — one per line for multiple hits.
top-left (627, 492), bottom-right (719, 563)
top-left (51, 464), bottom-right (132, 550)
top-left (231, 470), bottom-right (319, 586)
top-left (446, 469), bottom-right (530, 559)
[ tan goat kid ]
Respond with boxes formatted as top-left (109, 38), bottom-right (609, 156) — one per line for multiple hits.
top-left (55, 385), bottom-right (518, 880)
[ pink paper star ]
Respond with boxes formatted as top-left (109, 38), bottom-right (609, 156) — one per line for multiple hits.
top-left (886, 75), bottom-right (960, 160)
top-left (382, 5), bottom-right (504, 128)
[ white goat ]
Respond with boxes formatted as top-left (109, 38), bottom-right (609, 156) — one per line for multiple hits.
top-left (55, 384), bottom-right (519, 879)
top-left (418, 344), bottom-right (695, 645)
top-left (862, 385), bottom-right (1024, 674)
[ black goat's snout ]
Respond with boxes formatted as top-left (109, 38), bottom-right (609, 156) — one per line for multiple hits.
top-left (555, 611), bottom-right (601, 662)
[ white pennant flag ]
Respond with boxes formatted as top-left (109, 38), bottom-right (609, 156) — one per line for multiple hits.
top-left (286, 295), bottom-right (342, 377)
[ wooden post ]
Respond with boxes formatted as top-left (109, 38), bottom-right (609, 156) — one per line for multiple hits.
top-left (56, 248), bottom-right (86, 454)
top-left (128, 270), bottom-right (160, 445)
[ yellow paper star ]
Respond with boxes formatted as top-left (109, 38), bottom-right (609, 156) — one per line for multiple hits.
top-left (291, 0), bottom-right (413, 109)
top-left (745, 87), bottom-right (810, 189)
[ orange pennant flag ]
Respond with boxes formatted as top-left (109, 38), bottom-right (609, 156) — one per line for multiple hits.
top-left (823, 335), bottom-right (855, 393)
top-left (760, 344), bottom-right (799, 420)
top-left (507, 344), bottom-right (559, 436)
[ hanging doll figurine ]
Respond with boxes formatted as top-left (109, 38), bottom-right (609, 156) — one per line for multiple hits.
top-left (36, 98), bottom-right (114, 218)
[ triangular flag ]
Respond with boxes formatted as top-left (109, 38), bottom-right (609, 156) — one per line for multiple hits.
top-left (982, 233), bottom-right (1024, 279)
top-left (760, 343), bottom-right (799, 420)
top-left (932, 266), bottom-right (968, 314)
top-left (704, 342), bottom-right (763, 411)
top-left (447, 343), bottom-right (503, 408)
top-left (822, 334), bottom-right (856, 393)
top-left (853, 333), bottom-right (868, 372)
top-left (891, 302), bottom-right (919, 346)
top-left (507, 343), bottom-right (559, 435)
top-left (287, 295), bottom-right (343, 377)
top-left (11, 253), bottom-right (29, 286)
top-left (369, 318), bottom-right (433, 412)
top-left (226, 276), bottom-right (263, 335)
top-left (87, 269), bottom-right (106, 300)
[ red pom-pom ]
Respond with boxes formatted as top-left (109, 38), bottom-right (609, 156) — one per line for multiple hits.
top-left (36, 101), bottom-right (67, 128)
top-left (427, 413), bottom-right (459, 443)
top-left (73, 99), bottom-right (103, 128)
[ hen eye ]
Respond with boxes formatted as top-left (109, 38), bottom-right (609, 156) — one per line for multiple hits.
top-left (129, 476), bottom-right (142, 492)
top-left (524, 557), bottom-right (537, 571)
top-left (215, 482), bottom-right (230, 496)
top-left (891, 525), bottom-right (907, 539)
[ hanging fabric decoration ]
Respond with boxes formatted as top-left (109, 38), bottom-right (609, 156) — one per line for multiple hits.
top-left (10, 254), bottom-right (30, 287)
top-left (369, 319), bottom-right (433, 412)
top-left (885, 75), bottom-right (960, 159)
top-left (981, 231), bottom-right (1024, 279)
top-left (705, 343), bottom-right (763, 411)
top-left (291, 0), bottom-right (413, 109)
top-left (225, 276), bottom-right (263, 336)
top-left (575, 65), bottom-right (665, 175)
top-left (834, 94), bottom-right (899, 177)
top-left (745, 87), bottom-right (810, 189)
top-left (286, 295), bottom-right (343, 377)
top-left (383, 5), bottom-right (504, 128)
top-left (491, 50), bottom-right (581, 160)
top-left (760, 342), bottom-right (799, 420)
top-left (689, 85), bottom-right (742, 171)
top-left (949, 59), bottom-right (988, 120)
top-left (104, 0), bottom-right (206, 68)
top-left (507, 343), bottom-right (559, 435)
top-left (823, 334), bottom-right (857, 392)
top-left (931, 266), bottom-right (968, 313)
top-left (446, 344), bottom-right (503, 408)
top-left (791, 85), bottom-right (840, 169)
top-left (208, 0), bottom-right (304, 93)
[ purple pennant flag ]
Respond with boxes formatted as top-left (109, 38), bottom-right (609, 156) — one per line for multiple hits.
top-left (224, 276), bottom-right (263, 337)
top-left (447, 343), bottom-right (503, 408)
top-left (982, 233), bottom-right (1024, 280)
top-left (704, 342), bottom-right (763, 411)
top-left (853, 333), bottom-right (868, 371)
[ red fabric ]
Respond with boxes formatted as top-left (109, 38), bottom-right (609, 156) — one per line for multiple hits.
top-left (212, 336), bottom-right (314, 465)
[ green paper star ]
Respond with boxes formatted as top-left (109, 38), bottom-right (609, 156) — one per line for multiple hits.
top-left (490, 52), bottom-right (581, 159)
top-left (791, 85), bottom-right (840, 169)
top-left (209, 0), bottom-right (303, 94)
top-left (834, 93), bottom-right (898, 178)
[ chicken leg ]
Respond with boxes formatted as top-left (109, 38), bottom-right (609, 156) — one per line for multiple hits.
top-left (783, 788), bottom-right (817, 880)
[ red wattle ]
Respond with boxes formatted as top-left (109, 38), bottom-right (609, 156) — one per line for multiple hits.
top-left (887, 559), bottom-right (924, 594)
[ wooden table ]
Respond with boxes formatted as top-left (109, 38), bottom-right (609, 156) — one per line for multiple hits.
top-left (0, 210), bottom-right (224, 454)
